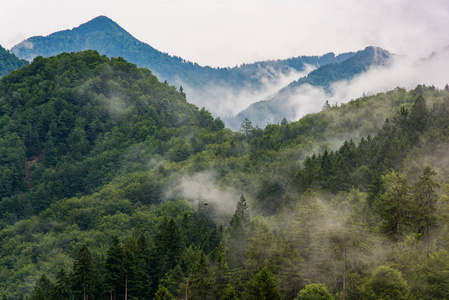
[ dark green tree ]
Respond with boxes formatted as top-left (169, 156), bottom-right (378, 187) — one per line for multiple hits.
top-left (378, 171), bottom-right (411, 240)
top-left (189, 250), bottom-right (212, 300)
top-left (154, 286), bottom-right (174, 300)
top-left (245, 267), bottom-right (282, 300)
top-left (411, 165), bottom-right (439, 257)
top-left (105, 235), bottom-right (124, 300)
top-left (52, 268), bottom-right (70, 299)
top-left (71, 244), bottom-right (95, 300)
top-left (30, 274), bottom-right (54, 300)
top-left (239, 118), bottom-right (253, 138)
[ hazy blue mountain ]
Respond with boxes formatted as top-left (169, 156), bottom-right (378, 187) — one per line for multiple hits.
top-left (0, 45), bottom-right (28, 77)
top-left (228, 46), bottom-right (392, 129)
top-left (11, 16), bottom-right (353, 89)
top-left (10, 16), bottom-right (357, 120)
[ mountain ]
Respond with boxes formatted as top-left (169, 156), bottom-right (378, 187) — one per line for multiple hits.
top-left (228, 46), bottom-right (392, 129)
top-left (0, 45), bottom-right (28, 77)
top-left (10, 16), bottom-right (356, 119)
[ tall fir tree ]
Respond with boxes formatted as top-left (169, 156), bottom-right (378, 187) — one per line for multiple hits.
top-left (71, 244), bottom-right (95, 300)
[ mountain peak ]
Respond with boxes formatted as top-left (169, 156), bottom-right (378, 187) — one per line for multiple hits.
top-left (67, 15), bottom-right (129, 36)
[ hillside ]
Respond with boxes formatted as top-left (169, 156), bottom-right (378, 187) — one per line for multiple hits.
top-left (0, 45), bottom-right (28, 77)
top-left (229, 46), bottom-right (393, 129)
top-left (1, 51), bottom-right (449, 299)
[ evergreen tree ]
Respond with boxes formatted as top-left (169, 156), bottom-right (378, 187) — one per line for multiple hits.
top-left (154, 286), bottom-right (174, 300)
top-left (244, 267), bottom-right (282, 300)
top-left (228, 195), bottom-right (250, 268)
top-left (239, 118), bottom-right (253, 138)
top-left (411, 165), bottom-right (440, 257)
top-left (123, 237), bottom-right (138, 300)
top-left (52, 268), bottom-right (70, 300)
top-left (105, 235), bottom-right (124, 300)
top-left (189, 250), bottom-right (212, 300)
top-left (30, 274), bottom-right (54, 300)
top-left (378, 171), bottom-right (411, 240)
top-left (71, 244), bottom-right (95, 300)
top-left (211, 243), bottom-right (229, 299)
top-left (222, 283), bottom-right (239, 300)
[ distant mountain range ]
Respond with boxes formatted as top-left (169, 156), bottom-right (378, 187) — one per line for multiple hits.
top-left (10, 16), bottom-right (352, 90)
top-left (227, 46), bottom-right (393, 129)
top-left (8, 16), bottom-right (393, 129)
top-left (0, 45), bottom-right (28, 77)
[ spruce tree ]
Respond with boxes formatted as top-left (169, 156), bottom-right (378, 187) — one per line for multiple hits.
top-left (245, 267), bottom-right (282, 300)
top-left (105, 235), bottom-right (124, 300)
top-left (71, 244), bottom-right (95, 300)
top-left (52, 268), bottom-right (70, 299)
top-left (412, 165), bottom-right (439, 257)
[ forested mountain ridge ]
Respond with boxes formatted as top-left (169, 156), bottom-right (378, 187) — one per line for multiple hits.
top-left (1, 51), bottom-right (449, 299)
top-left (229, 46), bottom-right (393, 129)
top-left (10, 16), bottom-right (353, 91)
top-left (0, 45), bottom-right (29, 77)
top-left (10, 16), bottom-right (363, 124)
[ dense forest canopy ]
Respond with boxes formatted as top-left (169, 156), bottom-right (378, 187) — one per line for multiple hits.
top-left (0, 45), bottom-right (29, 78)
top-left (0, 51), bottom-right (449, 299)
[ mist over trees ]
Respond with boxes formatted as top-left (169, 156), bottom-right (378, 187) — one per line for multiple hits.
top-left (0, 51), bottom-right (449, 299)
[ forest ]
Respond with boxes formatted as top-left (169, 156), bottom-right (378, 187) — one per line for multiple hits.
top-left (0, 51), bottom-right (449, 299)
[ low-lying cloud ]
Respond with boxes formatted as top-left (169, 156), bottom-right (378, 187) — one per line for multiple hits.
top-left (181, 65), bottom-right (315, 118)
top-left (283, 47), bottom-right (449, 122)
top-left (165, 170), bottom-right (241, 223)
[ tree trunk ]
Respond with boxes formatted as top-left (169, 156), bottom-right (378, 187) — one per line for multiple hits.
top-left (343, 247), bottom-right (346, 300)
top-left (125, 276), bottom-right (128, 300)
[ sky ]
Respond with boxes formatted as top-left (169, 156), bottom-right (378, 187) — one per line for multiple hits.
top-left (1, 0), bottom-right (449, 67)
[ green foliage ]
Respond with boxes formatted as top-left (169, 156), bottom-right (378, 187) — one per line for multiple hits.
top-left (362, 265), bottom-right (409, 300)
top-left (0, 45), bottom-right (28, 77)
top-left (295, 283), bottom-right (333, 300)
top-left (245, 267), bottom-right (282, 300)
top-left (154, 286), bottom-right (174, 300)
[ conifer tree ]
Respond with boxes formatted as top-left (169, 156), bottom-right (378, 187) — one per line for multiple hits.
top-left (71, 244), bottom-right (95, 300)
top-left (411, 165), bottom-right (439, 257)
top-left (105, 236), bottom-right (124, 300)
top-left (154, 286), bottom-right (174, 300)
top-left (30, 274), bottom-right (54, 300)
top-left (244, 267), bottom-right (282, 300)
top-left (52, 268), bottom-right (70, 300)
top-left (123, 237), bottom-right (138, 300)
top-left (378, 171), bottom-right (411, 240)
top-left (189, 250), bottom-right (212, 300)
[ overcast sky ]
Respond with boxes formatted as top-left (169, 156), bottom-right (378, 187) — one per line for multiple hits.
top-left (1, 0), bottom-right (449, 67)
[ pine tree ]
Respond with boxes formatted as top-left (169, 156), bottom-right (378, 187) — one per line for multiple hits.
top-left (239, 118), bottom-right (253, 138)
top-left (52, 268), bottom-right (70, 299)
top-left (189, 251), bottom-right (212, 300)
top-left (30, 274), bottom-right (54, 300)
top-left (154, 286), bottom-right (175, 300)
top-left (411, 165), bottom-right (440, 257)
top-left (378, 171), bottom-right (411, 240)
top-left (123, 237), bottom-right (138, 300)
top-left (105, 236), bottom-right (124, 300)
top-left (71, 244), bottom-right (95, 300)
top-left (228, 195), bottom-right (250, 268)
top-left (211, 243), bottom-right (229, 299)
top-left (245, 267), bottom-right (282, 300)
